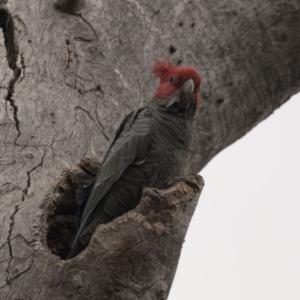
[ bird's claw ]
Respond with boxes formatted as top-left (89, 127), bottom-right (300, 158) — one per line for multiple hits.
top-left (142, 187), bottom-right (161, 201)
top-left (167, 177), bottom-right (200, 192)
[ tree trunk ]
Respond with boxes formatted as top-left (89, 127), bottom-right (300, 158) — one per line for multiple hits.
top-left (0, 0), bottom-right (299, 299)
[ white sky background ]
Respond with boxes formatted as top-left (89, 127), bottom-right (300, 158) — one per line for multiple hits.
top-left (169, 93), bottom-right (300, 300)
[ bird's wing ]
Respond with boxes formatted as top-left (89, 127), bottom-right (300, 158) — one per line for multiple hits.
top-left (73, 109), bottom-right (141, 228)
top-left (71, 106), bottom-right (152, 249)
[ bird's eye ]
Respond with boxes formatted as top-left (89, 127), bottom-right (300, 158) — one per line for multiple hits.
top-left (170, 76), bottom-right (175, 84)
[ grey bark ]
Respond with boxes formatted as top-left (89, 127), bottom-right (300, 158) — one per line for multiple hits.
top-left (0, 0), bottom-right (299, 299)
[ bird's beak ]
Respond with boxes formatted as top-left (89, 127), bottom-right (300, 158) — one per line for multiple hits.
top-left (180, 79), bottom-right (194, 96)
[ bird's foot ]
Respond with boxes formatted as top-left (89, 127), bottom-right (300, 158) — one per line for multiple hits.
top-left (142, 187), bottom-right (161, 201)
top-left (167, 177), bottom-right (200, 192)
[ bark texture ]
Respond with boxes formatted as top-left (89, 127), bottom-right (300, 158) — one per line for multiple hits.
top-left (0, 0), bottom-right (299, 299)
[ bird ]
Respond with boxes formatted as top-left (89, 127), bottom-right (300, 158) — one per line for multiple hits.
top-left (66, 59), bottom-right (201, 259)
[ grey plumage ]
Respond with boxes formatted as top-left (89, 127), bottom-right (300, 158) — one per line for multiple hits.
top-left (66, 69), bottom-right (199, 259)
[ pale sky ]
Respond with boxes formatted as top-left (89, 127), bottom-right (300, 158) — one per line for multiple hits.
top-left (169, 93), bottom-right (300, 300)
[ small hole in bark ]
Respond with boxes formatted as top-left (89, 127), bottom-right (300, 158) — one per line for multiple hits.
top-left (280, 33), bottom-right (288, 42)
top-left (28, 39), bottom-right (32, 43)
top-left (65, 38), bottom-right (70, 45)
top-left (177, 60), bottom-right (182, 65)
top-left (217, 98), bottom-right (224, 104)
top-left (46, 158), bottom-right (99, 259)
top-left (178, 21), bottom-right (183, 27)
top-left (191, 22), bottom-right (195, 28)
top-left (168, 45), bottom-right (177, 55)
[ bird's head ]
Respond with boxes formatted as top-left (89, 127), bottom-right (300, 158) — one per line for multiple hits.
top-left (153, 59), bottom-right (201, 111)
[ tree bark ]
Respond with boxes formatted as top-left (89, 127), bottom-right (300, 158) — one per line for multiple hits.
top-left (0, 0), bottom-right (299, 299)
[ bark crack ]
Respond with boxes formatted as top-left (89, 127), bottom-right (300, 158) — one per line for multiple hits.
top-left (6, 205), bottom-right (20, 285)
top-left (7, 255), bottom-right (34, 283)
top-left (75, 105), bottom-right (109, 141)
top-left (64, 38), bottom-right (72, 69)
top-left (22, 152), bottom-right (46, 201)
top-left (77, 85), bottom-right (104, 95)
top-left (70, 12), bottom-right (99, 41)
top-left (0, 7), bottom-right (22, 142)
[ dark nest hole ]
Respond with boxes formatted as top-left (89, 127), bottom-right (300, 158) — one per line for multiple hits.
top-left (47, 194), bottom-right (78, 259)
top-left (46, 158), bottom-right (100, 259)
